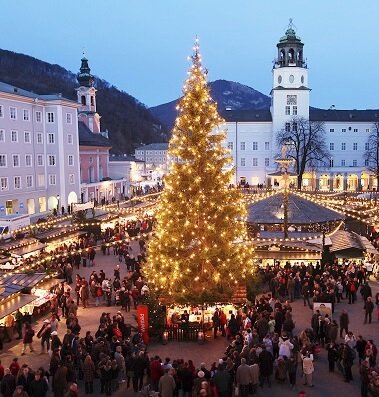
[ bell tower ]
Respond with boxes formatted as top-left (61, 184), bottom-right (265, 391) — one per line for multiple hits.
top-left (271, 20), bottom-right (310, 151)
top-left (76, 53), bottom-right (101, 134)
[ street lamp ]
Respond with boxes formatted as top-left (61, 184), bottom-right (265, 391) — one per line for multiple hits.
top-left (276, 142), bottom-right (294, 239)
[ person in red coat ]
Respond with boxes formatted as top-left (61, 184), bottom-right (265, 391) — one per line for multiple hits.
top-left (9, 358), bottom-right (20, 377)
top-left (150, 356), bottom-right (164, 391)
top-left (21, 323), bottom-right (35, 355)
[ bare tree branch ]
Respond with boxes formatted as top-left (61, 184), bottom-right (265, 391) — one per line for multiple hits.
top-left (276, 116), bottom-right (330, 188)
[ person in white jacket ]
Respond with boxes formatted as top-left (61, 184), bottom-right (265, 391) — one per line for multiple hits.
top-left (301, 351), bottom-right (314, 387)
top-left (278, 334), bottom-right (294, 358)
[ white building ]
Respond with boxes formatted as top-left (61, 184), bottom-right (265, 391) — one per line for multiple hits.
top-left (134, 143), bottom-right (169, 181)
top-left (108, 155), bottom-right (145, 196)
top-left (223, 22), bottom-right (379, 191)
top-left (0, 82), bottom-right (81, 216)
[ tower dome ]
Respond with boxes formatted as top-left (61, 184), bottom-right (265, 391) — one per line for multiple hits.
top-left (276, 19), bottom-right (306, 68)
top-left (77, 53), bottom-right (94, 87)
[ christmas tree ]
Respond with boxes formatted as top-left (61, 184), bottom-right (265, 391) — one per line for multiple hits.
top-left (145, 39), bottom-right (254, 304)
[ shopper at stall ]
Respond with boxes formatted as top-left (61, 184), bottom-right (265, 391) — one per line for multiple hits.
top-left (14, 310), bottom-right (23, 340)
top-left (4, 314), bottom-right (15, 343)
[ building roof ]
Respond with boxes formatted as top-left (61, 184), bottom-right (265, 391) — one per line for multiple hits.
top-left (221, 107), bottom-right (379, 124)
top-left (221, 109), bottom-right (272, 122)
top-left (328, 230), bottom-right (365, 257)
top-left (135, 143), bottom-right (169, 151)
top-left (78, 121), bottom-right (111, 147)
top-left (109, 155), bottom-right (144, 163)
top-left (0, 81), bottom-right (74, 102)
top-left (328, 230), bottom-right (378, 255)
top-left (310, 108), bottom-right (379, 122)
top-left (247, 192), bottom-right (345, 224)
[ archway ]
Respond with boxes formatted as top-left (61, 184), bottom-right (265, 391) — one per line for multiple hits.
top-left (68, 191), bottom-right (78, 205)
top-left (319, 175), bottom-right (330, 191)
top-left (288, 48), bottom-right (295, 63)
top-left (361, 173), bottom-right (370, 190)
top-left (333, 174), bottom-right (344, 191)
top-left (347, 174), bottom-right (358, 191)
top-left (47, 196), bottom-right (58, 211)
top-left (302, 172), bottom-right (315, 191)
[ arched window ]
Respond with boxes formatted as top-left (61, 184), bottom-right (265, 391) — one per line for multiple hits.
top-left (280, 49), bottom-right (286, 65)
top-left (288, 48), bottom-right (295, 62)
top-left (90, 96), bottom-right (94, 106)
top-left (81, 95), bottom-right (86, 105)
top-left (298, 50), bottom-right (303, 62)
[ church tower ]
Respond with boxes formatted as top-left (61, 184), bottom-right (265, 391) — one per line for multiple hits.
top-left (271, 20), bottom-right (310, 152)
top-left (76, 54), bottom-right (101, 134)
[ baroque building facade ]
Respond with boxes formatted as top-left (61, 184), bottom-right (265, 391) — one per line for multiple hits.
top-left (0, 82), bottom-right (81, 216)
top-left (223, 22), bottom-right (379, 191)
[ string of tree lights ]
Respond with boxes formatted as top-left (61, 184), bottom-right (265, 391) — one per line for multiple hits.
top-left (145, 39), bottom-right (254, 305)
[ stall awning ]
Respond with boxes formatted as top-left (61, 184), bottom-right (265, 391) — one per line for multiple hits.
top-left (11, 242), bottom-right (46, 257)
top-left (1, 273), bottom-right (47, 289)
top-left (36, 277), bottom-right (62, 291)
top-left (0, 238), bottom-right (40, 253)
top-left (0, 294), bottom-right (37, 320)
top-left (356, 235), bottom-right (379, 255)
top-left (329, 230), bottom-right (363, 253)
top-left (0, 284), bottom-right (24, 300)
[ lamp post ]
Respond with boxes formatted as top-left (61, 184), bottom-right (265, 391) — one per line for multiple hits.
top-left (56, 194), bottom-right (60, 215)
top-left (275, 144), bottom-right (294, 239)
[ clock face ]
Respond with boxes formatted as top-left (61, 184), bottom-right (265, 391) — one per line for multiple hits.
top-left (287, 95), bottom-right (297, 105)
top-left (289, 74), bottom-right (294, 83)
top-left (278, 75), bottom-right (282, 84)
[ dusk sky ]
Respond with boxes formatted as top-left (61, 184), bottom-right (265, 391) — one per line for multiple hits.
top-left (2, 1), bottom-right (379, 109)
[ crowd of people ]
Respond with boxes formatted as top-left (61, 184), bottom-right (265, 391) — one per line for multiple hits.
top-left (0, 218), bottom-right (378, 397)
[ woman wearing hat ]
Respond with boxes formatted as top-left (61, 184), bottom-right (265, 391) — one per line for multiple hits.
top-left (37, 320), bottom-right (52, 354)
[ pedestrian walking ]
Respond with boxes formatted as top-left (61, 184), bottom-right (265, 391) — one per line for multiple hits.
top-left (21, 323), bottom-right (35, 355)
top-left (364, 297), bottom-right (374, 324)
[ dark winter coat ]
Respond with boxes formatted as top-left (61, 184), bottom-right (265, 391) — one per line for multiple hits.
top-left (29, 378), bottom-right (49, 397)
top-left (23, 326), bottom-right (34, 344)
top-left (258, 350), bottom-right (274, 376)
top-left (0, 373), bottom-right (16, 397)
top-left (83, 359), bottom-right (96, 382)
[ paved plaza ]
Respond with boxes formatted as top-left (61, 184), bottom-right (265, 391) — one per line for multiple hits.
top-left (0, 245), bottom-right (378, 397)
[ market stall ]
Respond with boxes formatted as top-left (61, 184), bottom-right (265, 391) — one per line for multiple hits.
top-left (45, 231), bottom-right (86, 252)
top-left (166, 303), bottom-right (237, 326)
top-left (9, 241), bottom-right (46, 259)
top-left (164, 303), bottom-right (238, 341)
top-left (0, 273), bottom-right (55, 323)
top-left (0, 294), bottom-right (37, 325)
top-left (29, 277), bottom-right (60, 315)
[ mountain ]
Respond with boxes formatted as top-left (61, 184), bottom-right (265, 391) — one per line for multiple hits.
top-left (150, 79), bottom-right (271, 131)
top-left (0, 49), bottom-right (168, 154)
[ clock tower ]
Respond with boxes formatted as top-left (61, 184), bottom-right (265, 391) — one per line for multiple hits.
top-left (271, 20), bottom-right (310, 154)
top-left (76, 53), bottom-right (101, 134)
